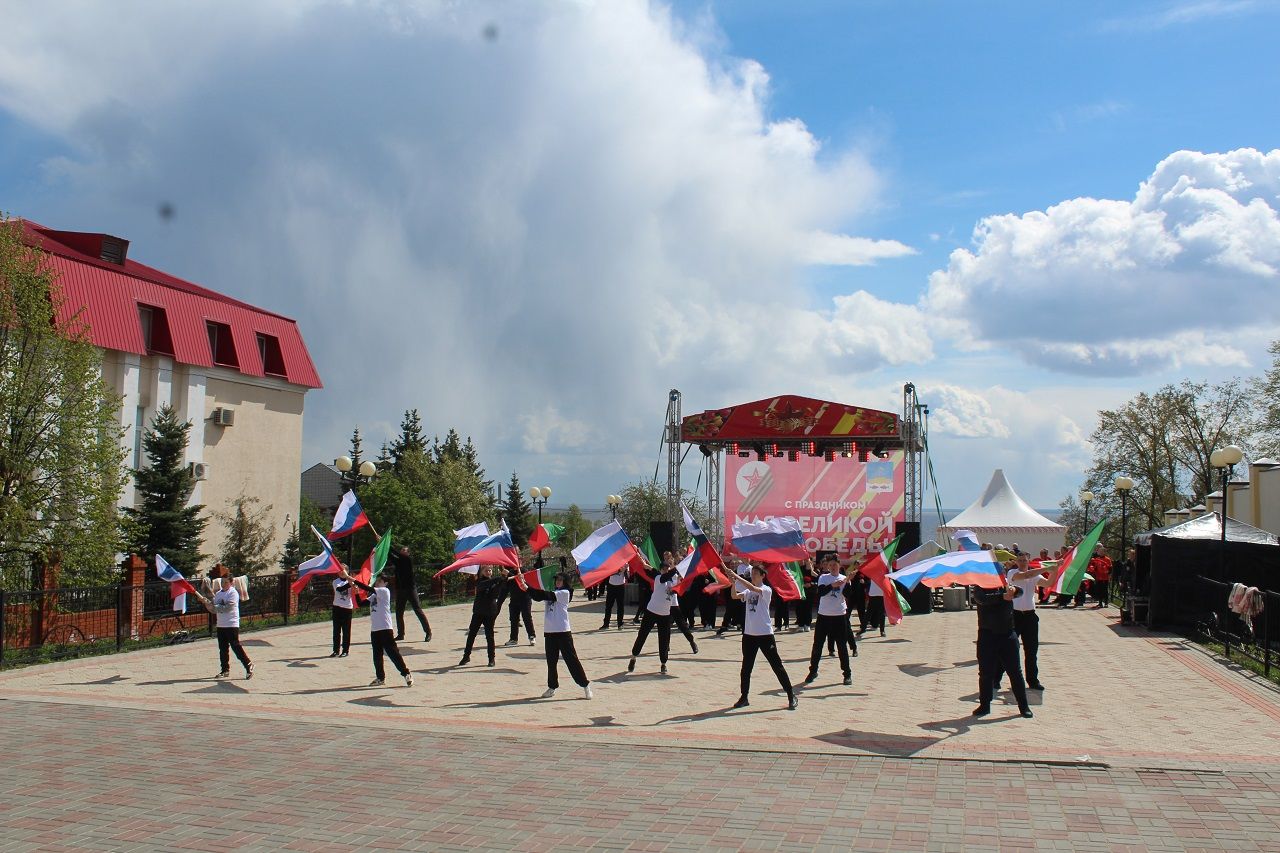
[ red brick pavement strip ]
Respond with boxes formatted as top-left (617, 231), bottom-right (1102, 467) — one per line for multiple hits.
top-left (2, 700), bottom-right (1280, 852)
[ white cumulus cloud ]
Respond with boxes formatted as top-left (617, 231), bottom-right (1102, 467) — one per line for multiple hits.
top-left (925, 148), bottom-right (1280, 374)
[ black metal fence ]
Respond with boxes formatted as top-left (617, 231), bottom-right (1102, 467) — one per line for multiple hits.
top-left (1190, 575), bottom-right (1276, 679)
top-left (1, 565), bottom-right (479, 670)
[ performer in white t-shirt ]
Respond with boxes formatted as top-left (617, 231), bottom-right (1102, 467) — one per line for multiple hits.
top-left (330, 576), bottom-right (355, 657)
top-left (729, 564), bottom-right (797, 710)
top-left (524, 570), bottom-right (592, 700)
top-left (804, 553), bottom-right (856, 687)
top-left (195, 575), bottom-right (253, 680)
top-left (601, 564), bottom-right (629, 630)
top-left (341, 568), bottom-right (413, 687)
top-left (628, 555), bottom-right (680, 675)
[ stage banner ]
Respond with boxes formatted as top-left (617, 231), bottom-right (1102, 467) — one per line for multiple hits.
top-left (724, 451), bottom-right (904, 560)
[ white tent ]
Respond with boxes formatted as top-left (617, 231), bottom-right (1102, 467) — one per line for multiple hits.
top-left (938, 469), bottom-right (1065, 555)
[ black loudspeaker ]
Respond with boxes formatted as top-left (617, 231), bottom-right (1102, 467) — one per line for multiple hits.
top-left (649, 521), bottom-right (678, 559)
top-left (895, 521), bottom-right (931, 615)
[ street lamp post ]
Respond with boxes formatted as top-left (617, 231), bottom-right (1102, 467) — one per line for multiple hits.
top-left (1210, 445), bottom-right (1244, 578)
top-left (529, 486), bottom-right (551, 526)
top-left (334, 455), bottom-right (377, 568)
top-left (606, 494), bottom-right (622, 521)
top-left (1081, 490), bottom-right (1094, 531)
top-left (1115, 476), bottom-right (1134, 607)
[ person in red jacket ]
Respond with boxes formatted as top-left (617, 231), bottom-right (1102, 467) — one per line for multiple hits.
top-left (1089, 547), bottom-right (1113, 608)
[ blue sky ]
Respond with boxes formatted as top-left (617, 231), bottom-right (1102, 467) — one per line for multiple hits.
top-left (1, 0), bottom-right (1277, 513)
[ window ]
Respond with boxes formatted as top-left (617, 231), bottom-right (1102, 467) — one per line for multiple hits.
top-left (137, 304), bottom-right (173, 355)
top-left (255, 332), bottom-right (287, 377)
top-left (206, 321), bottom-right (238, 367)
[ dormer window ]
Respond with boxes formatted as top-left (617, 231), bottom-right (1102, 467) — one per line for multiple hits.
top-left (138, 304), bottom-right (174, 355)
top-left (256, 332), bottom-right (287, 377)
top-left (206, 320), bottom-right (238, 367)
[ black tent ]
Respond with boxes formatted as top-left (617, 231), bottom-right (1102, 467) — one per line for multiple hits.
top-left (1131, 512), bottom-right (1279, 629)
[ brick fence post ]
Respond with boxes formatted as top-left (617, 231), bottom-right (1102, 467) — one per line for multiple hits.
top-left (284, 569), bottom-right (298, 619)
top-left (31, 551), bottom-right (61, 647)
top-left (119, 555), bottom-right (146, 641)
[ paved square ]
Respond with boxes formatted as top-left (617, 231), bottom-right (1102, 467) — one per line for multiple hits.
top-left (2, 598), bottom-right (1279, 850)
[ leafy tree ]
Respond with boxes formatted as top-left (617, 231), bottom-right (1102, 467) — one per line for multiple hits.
top-left (548, 503), bottom-right (594, 549)
top-left (359, 448), bottom-right (452, 562)
top-left (123, 405), bottom-right (206, 574)
top-left (279, 495), bottom-right (328, 570)
top-left (1251, 339), bottom-right (1280, 458)
top-left (0, 216), bottom-right (126, 587)
top-left (502, 472), bottom-right (534, 547)
top-left (615, 480), bottom-right (709, 547)
top-left (388, 409), bottom-right (426, 470)
top-left (433, 455), bottom-right (496, 532)
top-left (216, 493), bottom-right (276, 574)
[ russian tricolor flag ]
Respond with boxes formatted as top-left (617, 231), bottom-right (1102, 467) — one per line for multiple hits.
top-left (729, 516), bottom-right (808, 563)
top-left (156, 554), bottom-right (198, 612)
top-left (327, 490), bottom-right (370, 540)
top-left (571, 521), bottom-right (642, 589)
top-left (888, 549), bottom-right (1005, 591)
top-left (453, 522), bottom-right (491, 556)
top-left (292, 525), bottom-right (343, 593)
top-left (674, 505), bottom-right (724, 595)
top-left (437, 520), bottom-right (521, 576)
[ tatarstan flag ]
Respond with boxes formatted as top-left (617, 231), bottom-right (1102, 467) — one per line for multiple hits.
top-left (354, 527), bottom-right (393, 605)
top-left (860, 535), bottom-right (905, 625)
top-left (516, 563), bottom-right (558, 591)
top-left (632, 535), bottom-right (660, 588)
top-left (764, 561), bottom-right (805, 601)
top-left (1050, 519), bottom-right (1106, 596)
top-left (528, 523), bottom-right (565, 553)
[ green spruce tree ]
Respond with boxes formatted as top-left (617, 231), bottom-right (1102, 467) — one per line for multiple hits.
top-left (216, 493), bottom-right (276, 574)
top-left (502, 472), bottom-right (534, 547)
top-left (123, 404), bottom-right (206, 574)
top-left (389, 409), bottom-right (426, 470)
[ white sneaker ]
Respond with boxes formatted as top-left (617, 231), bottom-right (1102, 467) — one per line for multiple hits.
top-left (541, 687), bottom-right (556, 698)
top-left (403, 672), bottom-right (414, 687)
top-left (583, 685), bottom-right (594, 700)
top-left (369, 678), bottom-right (385, 686)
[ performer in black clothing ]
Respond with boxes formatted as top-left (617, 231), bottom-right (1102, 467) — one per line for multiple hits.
top-left (459, 566), bottom-right (509, 666)
top-left (972, 582), bottom-right (1033, 718)
top-left (695, 572), bottom-right (718, 628)
top-left (600, 565), bottom-right (629, 630)
top-left (505, 559), bottom-right (536, 646)
top-left (716, 559), bottom-right (747, 635)
top-left (793, 557), bottom-right (816, 631)
top-left (390, 545), bottom-right (432, 643)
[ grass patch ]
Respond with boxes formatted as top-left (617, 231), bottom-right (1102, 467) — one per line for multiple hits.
top-left (1191, 633), bottom-right (1280, 686)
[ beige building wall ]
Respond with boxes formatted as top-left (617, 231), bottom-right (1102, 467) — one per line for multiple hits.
top-left (105, 349), bottom-right (308, 573)
top-left (1258, 465), bottom-right (1280, 537)
top-left (200, 370), bottom-right (306, 573)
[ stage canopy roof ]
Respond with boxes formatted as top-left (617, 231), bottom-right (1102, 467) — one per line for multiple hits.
top-left (681, 394), bottom-right (900, 446)
top-left (941, 469), bottom-right (1064, 531)
top-left (1134, 512), bottom-right (1279, 547)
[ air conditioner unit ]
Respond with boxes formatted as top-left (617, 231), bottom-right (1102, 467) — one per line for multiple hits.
top-left (189, 462), bottom-right (210, 481)
top-left (211, 408), bottom-right (235, 427)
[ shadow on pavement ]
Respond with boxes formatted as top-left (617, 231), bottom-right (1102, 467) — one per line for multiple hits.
top-left (898, 662), bottom-right (950, 677)
top-left (187, 681), bottom-right (248, 695)
top-left (349, 694), bottom-right (414, 708)
top-left (551, 715), bottom-right (625, 728)
top-left (812, 728), bottom-right (942, 757)
top-left (442, 696), bottom-right (543, 709)
top-left (59, 674), bottom-right (128, 686)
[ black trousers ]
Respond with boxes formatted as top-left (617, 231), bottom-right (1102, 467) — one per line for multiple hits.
top-left (1074, 581), bottom-right (1088, 607)
top-left (773, 598), bottom-right (790, 629)
top-left (809, 614), bottom-right (851, 677)
top-left (395, 585), bottom-right (432, 638)
top-left (977, 629), bottom-right (1028, 711)
top-left (741, 634), bottom-right (793, 698)
top-left (861, 597), bottom-right (886, 633)
top-left (698, 593), bottom-right (717, 628)
top-left (508, 596), bottom-right (534, 642)
top-left (331, 606), bottom-right (352, 654)
top-left (632, 611), bottom-right (672, 662)
top-left (371, 628), bottom-right (409, 680)
top-left (1094, 579), bottom-right (1110, 606)
top-left (464, 612), bottom-right (497, 661)
top-left (216, 627), bottom-right (251, 672)
top-left (719, 599), bottom-right (743, 631)
top-left (795, 592), bottom-right (812, 628)
top-left (603, 584), bottom-right (626, 627)
top-left (1012, 609), bottom-right (1039, 685)
top-left (672, 608), bottom-right (698, 651)
top-left (544, 632), bottom-right (589, 689)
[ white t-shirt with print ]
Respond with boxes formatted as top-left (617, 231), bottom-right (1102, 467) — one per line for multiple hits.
top-left (743, 583), bottom-right (774, 636)
top-left (816, 573), bottom-right (849, 616)
top-left (212, 587), bottom-right (240, 628)
top-left (543, 588), bottom-right (572, 633)
top-left (332, 578), bottom-right (354, 609)
top-left (646, 577), bottom-right (676, 616)
top-left (369, 586), bottom-right (394, 632)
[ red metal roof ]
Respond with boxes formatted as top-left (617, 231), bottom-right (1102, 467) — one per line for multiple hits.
top-left (682, 395), bottom-right (899, 443)
top-left (19, 219), bottom-right (322, 388)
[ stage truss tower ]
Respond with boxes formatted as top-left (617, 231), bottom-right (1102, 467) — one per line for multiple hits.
top-left (901, 383), bottom-right (927, 524)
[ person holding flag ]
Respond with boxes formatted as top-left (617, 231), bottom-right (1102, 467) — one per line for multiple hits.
top-left (600, 562), bottom-right (629, 630)
top-left (727, 563), bottom-right (798, 711)
top-left (192, 574), bottom-right (253, 680)
top-left (390, 544), bottom-right (432, 643)
top-left (459, 565), bottom-right (509, 667)
top-left (339, 566), bottom-right (413, 687)
top-left (627, 554), bottom-right (681, 675)
top-left (330, 573), bottom-right (355, 657)
top-left (515, 562), bottom-right (593, 699)
top-left (803, 553), bottom-right (856, 688)
top-left (972, 578), bottom-right (1032, 719)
